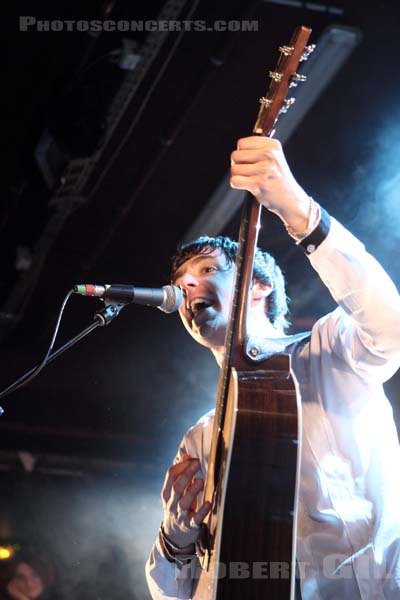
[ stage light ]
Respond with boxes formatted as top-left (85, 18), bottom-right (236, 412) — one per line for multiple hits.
top-left (0, 545), bottom-right (16, 560)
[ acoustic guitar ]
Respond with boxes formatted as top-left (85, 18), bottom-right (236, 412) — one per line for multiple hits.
top-left (192, 25), bottom-right (314, 600)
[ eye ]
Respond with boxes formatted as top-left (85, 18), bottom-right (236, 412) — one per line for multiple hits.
top-left (203, 266), bottom-right (217, 274)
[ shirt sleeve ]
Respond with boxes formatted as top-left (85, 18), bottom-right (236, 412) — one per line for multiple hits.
top-left (307, 215), bottom-right (400, 382)
top-left (145, 536), bottom-right (198, 600)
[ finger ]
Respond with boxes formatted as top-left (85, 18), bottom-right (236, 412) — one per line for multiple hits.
top-left (193, 500), bottom-right (212, 526)
top-left (190, 490), bottom-right (198, 513)
top-left (177, 478), bottom-right (204, 512)
top-left (162, 458), bottom-right (201, 504)
top-left (236, 136), bottom-right (282, 151)
top-left (168, 467), bottom-right (203, 512)
top-left (231, 161), bottom-right (274, 178)
top-left (230, 175), bottom-right (260, 196)
top-left (162, 457), bottom-right (198, 503)
top-left (231, 149), bottom-right (275, 165)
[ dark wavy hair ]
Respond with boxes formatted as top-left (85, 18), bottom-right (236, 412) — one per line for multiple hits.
top-left (171, 235), bottom-right (290, 331)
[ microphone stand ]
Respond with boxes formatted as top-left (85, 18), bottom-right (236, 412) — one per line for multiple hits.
top-left (0, 303), bottom-right (123, 411)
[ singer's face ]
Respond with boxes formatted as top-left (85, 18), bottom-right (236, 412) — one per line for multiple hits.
top-left (173, 250), bottom-right (236, 351)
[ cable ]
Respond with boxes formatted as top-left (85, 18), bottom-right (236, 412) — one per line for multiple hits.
top-left (0, 289), bottom-right (74, 404)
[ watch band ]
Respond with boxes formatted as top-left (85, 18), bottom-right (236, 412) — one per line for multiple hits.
top-left (299, 207), bottom-right (331, 255)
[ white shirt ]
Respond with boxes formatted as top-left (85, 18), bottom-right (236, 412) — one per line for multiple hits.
top-left (146, 217), bottom-right (400, 599)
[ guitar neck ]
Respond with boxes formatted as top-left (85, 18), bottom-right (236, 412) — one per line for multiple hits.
top-left (203, 22), bottom-right (312, 510)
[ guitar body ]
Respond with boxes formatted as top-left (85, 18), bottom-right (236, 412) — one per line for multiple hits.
top-left (193, 354), bottom-right (301, 600)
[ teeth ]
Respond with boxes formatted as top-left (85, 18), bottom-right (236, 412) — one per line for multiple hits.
top-left (190, 298), bottom-right (212, 313)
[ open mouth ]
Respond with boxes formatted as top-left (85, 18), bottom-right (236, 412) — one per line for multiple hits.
top-left (190, 298), bottom-right (213, 316)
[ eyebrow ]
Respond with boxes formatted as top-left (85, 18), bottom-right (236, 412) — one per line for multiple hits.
top-left (173, 254), bottom-right (217, 282)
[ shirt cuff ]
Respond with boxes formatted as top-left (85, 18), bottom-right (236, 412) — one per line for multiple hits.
top-left (299, 207), bottom-right (331, 255)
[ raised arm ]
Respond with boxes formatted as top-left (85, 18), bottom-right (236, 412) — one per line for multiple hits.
top-left (231, 136), bottom-right (400, 380)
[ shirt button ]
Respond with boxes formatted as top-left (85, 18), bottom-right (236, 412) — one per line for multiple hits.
top-left (307, 243), bottom-right (316, 253)
top-left (250, 346), bottom-right (259, 357)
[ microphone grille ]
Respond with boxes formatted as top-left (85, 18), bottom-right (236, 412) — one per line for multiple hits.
top-left (159, 285), bottom-right (183, 314)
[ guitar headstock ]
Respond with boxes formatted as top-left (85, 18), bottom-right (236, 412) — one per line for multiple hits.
top-left (253, 25), bottom-right (314, 137)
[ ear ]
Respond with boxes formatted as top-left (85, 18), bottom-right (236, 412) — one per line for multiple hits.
top-left (250, 281), bottom-right (273, 301)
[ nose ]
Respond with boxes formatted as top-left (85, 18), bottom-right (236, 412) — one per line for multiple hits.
top-left (179, 272), bottom-right (199, 290)
top-left (178, 273), bottom-right (199, 311)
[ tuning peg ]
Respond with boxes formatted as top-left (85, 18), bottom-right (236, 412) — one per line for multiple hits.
top-left (259, 97), bottom-right (273, 108)
top-left (279, 45), bottom-right (294, 56)
top-left (289, 73), bottom-right (307, 88)
top-left (300, 44), bottom-right (316, 61)
top-left (279, 98), bottom-right (295, 114)
top-left (269, 70), bottom-right (283, 82)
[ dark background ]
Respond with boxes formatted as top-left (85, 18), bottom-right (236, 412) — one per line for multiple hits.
top-left (1, 1), bottom-right (399, 597)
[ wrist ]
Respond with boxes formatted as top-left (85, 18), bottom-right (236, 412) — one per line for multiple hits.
top-left (159, 522), bottom-right (196, 563)
top-left (269, 188), bottom-right (310, 229)
top-left (282, 197), bottom-right (320, 241)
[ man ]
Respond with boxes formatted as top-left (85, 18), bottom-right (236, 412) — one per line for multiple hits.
top-left (146, 137), bottom-right (400, 599)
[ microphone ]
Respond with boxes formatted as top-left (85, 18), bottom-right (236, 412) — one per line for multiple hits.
top-left (74, 283), bottom-right (183, 313)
